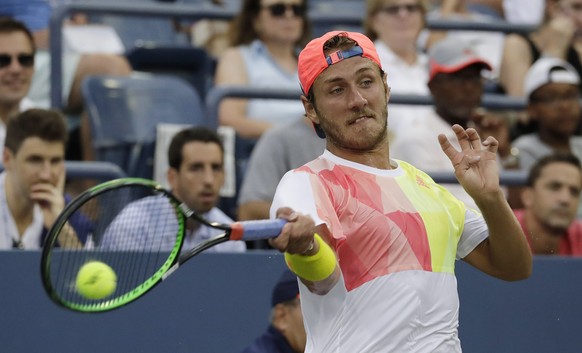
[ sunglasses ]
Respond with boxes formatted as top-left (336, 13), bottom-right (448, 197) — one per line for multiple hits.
top-left (264, 3), bottom-right (306, 17)
top-left (0, 54), bottom-right (35, 69)
top-left (380, 3), bottom-right (422, 15)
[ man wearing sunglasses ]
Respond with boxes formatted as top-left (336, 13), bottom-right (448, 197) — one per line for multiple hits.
top-left (0, 17), bottom-right (37, 152)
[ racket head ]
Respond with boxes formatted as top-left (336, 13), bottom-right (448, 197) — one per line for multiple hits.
top-left (41, 178), bottom-right (186, 313)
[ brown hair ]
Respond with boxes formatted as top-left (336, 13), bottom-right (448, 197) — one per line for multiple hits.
top-left (527, 153), bottom-right (582, 187)
top-left (228, 0), bottom-right (312, 47)
top-left (168, 126), bottom-right (223, 170)
top-left (364, 0), bottom-right (428, 41)
top-left (5, 109), bottom-right (68, 154)
top-left (0, 17), bottom-right (36, 53)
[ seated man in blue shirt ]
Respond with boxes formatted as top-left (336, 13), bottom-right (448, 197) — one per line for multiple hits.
top-left (240, 269), bottom-right (306, 353)
top-left (101, 127), bottom-right (246, 252)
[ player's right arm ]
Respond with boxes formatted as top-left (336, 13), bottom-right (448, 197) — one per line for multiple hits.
top-left (269, 171), bottom-right (341, 294)
top-left (270, 208), bottom-right (341, 295)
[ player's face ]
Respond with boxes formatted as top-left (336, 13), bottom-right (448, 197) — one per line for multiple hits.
top-left (304, 56), bottom-right (390, 153)
top-left (168, 141), bottom-right (224, 214)
top-left (0, 31), bottom-right (34, 111)
top-left (3, 137), bottom-right (65, 202)
top-left (525, 162), bottom-right (582, 231)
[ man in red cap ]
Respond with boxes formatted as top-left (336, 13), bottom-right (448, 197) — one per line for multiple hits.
top-left (268, 31), bottom-right (532, 352)
top-left (390, 37), bottom-right (513, 210)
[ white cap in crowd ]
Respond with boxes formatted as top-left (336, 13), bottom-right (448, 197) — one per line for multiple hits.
top-left (524, 57), bottom-right (580, 99)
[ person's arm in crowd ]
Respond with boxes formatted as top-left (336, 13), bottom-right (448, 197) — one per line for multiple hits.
top-left (214, 47), bottom-right (273, 139)
top-left (498, 34), bottom-right (534, 97)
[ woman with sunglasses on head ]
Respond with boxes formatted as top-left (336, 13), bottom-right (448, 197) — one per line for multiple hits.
top-left (214, 0), bottom-right (312, 140)
top-left (364, 0), bottom-right (433, 137)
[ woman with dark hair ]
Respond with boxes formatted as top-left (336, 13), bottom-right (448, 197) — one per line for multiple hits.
top-left (214, 0), bottom-right (312, 139)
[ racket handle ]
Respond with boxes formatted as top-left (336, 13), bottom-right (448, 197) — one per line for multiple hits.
top-left (230, 219), bottom-right (287, 241)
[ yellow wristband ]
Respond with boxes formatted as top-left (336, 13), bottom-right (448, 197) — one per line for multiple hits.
top-left (285, 233), bottom-right (336, 282)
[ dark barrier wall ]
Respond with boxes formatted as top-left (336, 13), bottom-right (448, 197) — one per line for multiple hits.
top-left (2, 251), bottom-right (581, 353)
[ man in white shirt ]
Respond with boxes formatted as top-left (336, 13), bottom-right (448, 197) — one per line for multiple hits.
top-left (101, 127), bottom-right (246, 253)
top-left (0, 109), bottom-right (85, 249)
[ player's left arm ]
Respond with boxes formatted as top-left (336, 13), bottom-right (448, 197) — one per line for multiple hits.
top-left (439, 124), bottom-right (532, 281)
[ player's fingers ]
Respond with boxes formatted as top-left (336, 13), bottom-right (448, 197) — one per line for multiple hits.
top-left (481, 136), bottom-right (499, 153)
top-left (438, 133), bottom-right (458, 161)
top-left (452, 124), bottom-right (471, 151)
top-left (276, 207), bottom-right (298, 221)
top-left (466, 128), bottom-right (482, 150)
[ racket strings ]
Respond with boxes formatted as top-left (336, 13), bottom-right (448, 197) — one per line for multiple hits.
top-left (46, 185), bottom-right (183, 310)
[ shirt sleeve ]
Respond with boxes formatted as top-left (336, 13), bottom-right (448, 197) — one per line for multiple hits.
top-left (270, 170), bottom-right (326, 228)
top-left (456, 209), bottom-right (489, 259)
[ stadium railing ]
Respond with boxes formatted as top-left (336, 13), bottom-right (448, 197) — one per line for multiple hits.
top-left (0, 160), bottom-right (127, 180)
top-left (49, 1), bottom-right (536, 109)
top-left (205, 85), bottom-right (529, 186)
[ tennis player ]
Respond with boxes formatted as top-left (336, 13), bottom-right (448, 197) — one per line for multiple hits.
top-left (268, 31), bottom-right (532, 353)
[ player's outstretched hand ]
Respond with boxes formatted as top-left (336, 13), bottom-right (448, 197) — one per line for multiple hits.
top-left (438, 124), bottom-right (501, 201)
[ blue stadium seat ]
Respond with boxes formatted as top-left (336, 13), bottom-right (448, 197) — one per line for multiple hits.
top-left (125, 46), bottom-right (215, 100)
top-left (81, 74), bottom-right (209, 178)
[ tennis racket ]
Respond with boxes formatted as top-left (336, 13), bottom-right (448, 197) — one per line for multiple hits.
top-left (40, 178), bottom-right (286, 313)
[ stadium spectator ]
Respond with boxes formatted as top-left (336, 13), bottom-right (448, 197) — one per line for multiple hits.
top-left (239, 269), bottom-right (306, 353)
top-left (237, 116), bottom-right (325, 224)
top-left (423, 0), bottom-right (506, 85)
top-left (102, 127), bottom-right (246, 252)
top-left (499, 0), bottom-right (582, 97)
top-left (0, 0), bottom-right (133, 160)
top-left (507, 57), bottom-right (582, 209)
top-left (237, 115), bottom-right (324, 250)
top-left (268, 30), bottom-right (531, 352)
top-left (514, 153), bottom-right (582, 255)
top-left (0, 109), bottom-right (88, 249)
top-left (390, 37), bottom-right (512, 209)
top-left (364, 0), bottom-right (434, 137)
top-left (513, 57), bottom-right (582, 172)
top-left (214, 0), bottom-right (311, 140)
top-left (0, 17), bottom-right (36, 151)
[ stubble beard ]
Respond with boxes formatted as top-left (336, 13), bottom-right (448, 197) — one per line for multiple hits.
top-left (315, 104), bottom-right (389, 152)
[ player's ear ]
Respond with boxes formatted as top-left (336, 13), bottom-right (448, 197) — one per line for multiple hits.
top-left (301, 95), bottom-right (319, 125)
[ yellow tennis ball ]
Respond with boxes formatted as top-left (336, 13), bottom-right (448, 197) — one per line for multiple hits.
top-left (76, 261), bottom-right (117, 300)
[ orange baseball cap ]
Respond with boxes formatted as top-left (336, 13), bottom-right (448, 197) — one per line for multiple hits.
top-left (298, 31), bottom-right (382, 95)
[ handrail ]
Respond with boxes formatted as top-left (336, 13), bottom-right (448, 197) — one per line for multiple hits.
top-left (50, 1), bottom-right (535, 108)
top-left (204, 85), bottom-right (526, 131)
top-left (0, 161), bottom-right (126, 180)
top-left (428, 170), bottom-right (527, 186)
top-left (63, 160), bottom-right (127, 179)
top-left (205, 85), bottom-right (528, 186)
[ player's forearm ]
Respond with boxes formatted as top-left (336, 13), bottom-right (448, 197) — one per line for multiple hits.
top-left (476, 190), bottom-right (532, 280)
